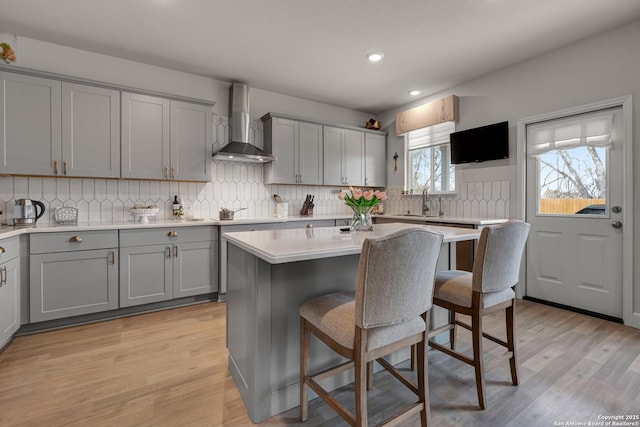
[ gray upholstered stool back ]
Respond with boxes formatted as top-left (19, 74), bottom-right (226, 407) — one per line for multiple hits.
top-left (355, 228), bottom-right (444, 329)
top-left (472, 220), bottom-right (530, 293)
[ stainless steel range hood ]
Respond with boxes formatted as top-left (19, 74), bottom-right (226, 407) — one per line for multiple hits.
top-left (212, 83), bottom-right (276, 163)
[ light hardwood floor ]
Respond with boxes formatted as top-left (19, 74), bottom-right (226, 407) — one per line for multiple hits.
top-left (1, 300), bottom-right (639, 427)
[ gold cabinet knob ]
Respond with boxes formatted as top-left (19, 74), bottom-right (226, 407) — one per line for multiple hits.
top-left (0, 247), bottom-right (5, 254)
top-left (69, 235), bottom-right (83, 243)
top-left (168, 230), bottom-right (178, 237)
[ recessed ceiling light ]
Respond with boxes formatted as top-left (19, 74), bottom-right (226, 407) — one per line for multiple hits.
top-left (409, 90), bottom-right (421, 96)
top-left (367, 52), bottom-right (384, 62)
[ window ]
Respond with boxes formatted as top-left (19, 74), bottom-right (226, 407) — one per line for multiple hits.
top-left (405, 121), bottom-right (455, 193)
top-left (527, 110), bottom-right (613, 216)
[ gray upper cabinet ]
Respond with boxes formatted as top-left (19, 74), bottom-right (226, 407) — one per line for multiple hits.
top-left (364, 132), bottom-right (387, 187)
top-left (263, 115), bottom-right (323, 185)
top-left (0, 72), bottom-right (62, 175)
top-left (122, 92), bottom-right (212, 181)
top-left (323, 126), bottom-right (364, 186)
top-left (0, 73), bottom-right (120, 178)
top-left (62, 82), bottom-right (120, 178)
top-left (121, 92), bottom-right (171, 180)
top-left (170, 101), bottom-right (212, 181)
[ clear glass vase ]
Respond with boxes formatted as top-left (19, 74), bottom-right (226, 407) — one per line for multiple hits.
top-left (349, 205), bottom-right (374, 231)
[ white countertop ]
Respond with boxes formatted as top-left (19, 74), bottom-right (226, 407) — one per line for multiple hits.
top-left (377, 214), bottom-right (507, 226)
top-left (224, 222), bottom-right (482, 264)
top-left (0, 214), bottom-right (353, 239)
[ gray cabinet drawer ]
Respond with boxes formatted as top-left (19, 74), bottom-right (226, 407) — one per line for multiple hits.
top-left (0, 237), bottom-right (20, 262)
top-left (120, 226), bottom-right (217, 247)
top-left (30, 230), bottom-right (118, 254)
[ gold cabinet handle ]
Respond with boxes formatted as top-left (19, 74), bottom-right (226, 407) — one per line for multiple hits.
top-left (0, 247), bottom-right (5, 254)
top-left (164, 166), bottom-right (169, 178)
top-left (69, 235), bottom-right (83, 243)
top-left (0, 266), bottom-right (5, 286)
top-left (63, 160), bottom-right (68, 175)
top-left (54, 160), bottom-right (59, 175)
top-left (168, 230), bottom-right (178, 237)
top-left (171, 166), bottom-right (176, 179)
top-left (109, 251), bottom-right (115, 265)
top-left (165, 246), bottom-right (171, 258)
top-left (173, 246), bottom-right (178, 258)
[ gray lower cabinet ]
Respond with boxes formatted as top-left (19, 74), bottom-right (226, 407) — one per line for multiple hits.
top-left (29, 231), bottom-right (119, 322)
top-left (0, 238), bottom-right (20, 349)
top-left (119, 226), bottom-right (218, 307)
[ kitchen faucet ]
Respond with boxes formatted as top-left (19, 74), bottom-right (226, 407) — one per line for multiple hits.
top-left (422, 188), bottom-right (430, 216)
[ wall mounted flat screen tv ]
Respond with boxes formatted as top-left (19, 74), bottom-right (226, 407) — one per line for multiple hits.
top-left (450, 121), bottom-right (509, 164)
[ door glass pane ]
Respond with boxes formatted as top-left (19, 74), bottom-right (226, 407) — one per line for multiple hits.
top-left (537, 146), bottom-right (607, 215)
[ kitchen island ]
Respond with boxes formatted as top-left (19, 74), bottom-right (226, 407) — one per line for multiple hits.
top-left (224, 223), bottom-right (482, 423)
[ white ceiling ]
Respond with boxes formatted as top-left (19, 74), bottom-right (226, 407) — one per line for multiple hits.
top-left (2, 0), bottom-right (640, 114)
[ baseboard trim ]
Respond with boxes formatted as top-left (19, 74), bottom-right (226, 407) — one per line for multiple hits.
top-left (523, 296), bottom-right (623, 324)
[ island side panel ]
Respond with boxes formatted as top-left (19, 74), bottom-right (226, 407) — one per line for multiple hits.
top-left (268, 255), bottom-right (361, 416)
top-left (226, 242), bottom-right (266, 423)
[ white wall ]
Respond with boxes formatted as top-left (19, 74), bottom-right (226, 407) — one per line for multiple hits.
top-left (379, 20), bottom-right (640, 319)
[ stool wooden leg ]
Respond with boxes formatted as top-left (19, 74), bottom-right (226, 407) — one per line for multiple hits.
top-left (367, 361), bottom-right (373, 390)
top-left (300, 318), bottom-right (310, 421)
top-left (354, 327), bottom-right (368, 427)
top-left (472, 293), bottom-right (486, 410)
top-left (506, 299), bottom-right (519, 386)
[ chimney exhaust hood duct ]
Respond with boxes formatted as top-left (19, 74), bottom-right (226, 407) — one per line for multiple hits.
top-left (212, 82), bottom-right (276, 163)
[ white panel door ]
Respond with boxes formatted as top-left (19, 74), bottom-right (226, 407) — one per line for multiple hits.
top-left (269, 117), bottom-right (298, 184)
top-left (364, 132), bottom-right (386, 187)
top-left (525, 107), bottom-right (624, 318)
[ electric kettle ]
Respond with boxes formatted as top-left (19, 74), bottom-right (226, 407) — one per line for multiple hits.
top-left (13, 199), bottom-right (46, 226)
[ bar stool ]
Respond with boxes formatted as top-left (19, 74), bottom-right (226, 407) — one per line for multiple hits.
top-left (299, 227), bottom-right (443, 426)
top-left (428, 220), bottom-right (530, 409)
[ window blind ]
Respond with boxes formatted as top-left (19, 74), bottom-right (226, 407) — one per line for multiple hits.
top-left (407, 121), bottom-right (456, 150)
top-left (527, 111), bottom-right (614, 156)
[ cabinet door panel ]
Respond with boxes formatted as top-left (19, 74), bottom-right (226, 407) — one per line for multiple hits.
top-left (173, 241), bottom-right (216, 298)
top-left (298, 122), bottom-right (323, 185)
top-left (171, 101), bottom-right (212, 181)
top-left (323, 126), bottom-right (344, 186)
top-left (30, 249), bottom-right (118, 322)
top-left (120, 245), bottom-right (172, 307)
top-left (264, 117), bottom-right (297, 184)
top-left (62, 83), bottom-right (120, 178)
top-left (121, 92), bottom-right (170, 180)
top-left (2, 72), bottom-right (62, 175)
top-left (365, 133), bottom-right (386, 187)
top-left (0, 258), bottom-right (20, 349)
top-left (344, 130), bottom-right (365, 186)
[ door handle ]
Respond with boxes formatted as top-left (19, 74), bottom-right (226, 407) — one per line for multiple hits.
top-left (171, 166), bottom-right (175, 179)
top-left (611, 220), bottom-right (622, 229)
top-left (164, 166), bottom-right (169, 178)
top-left (165, 246), bottom-right (171, 258)
top-left (174, 246), bottom-right (178, 258)
top-left (109, 251), bottom-right (115, 265)
top-left (54, 160), bottom-right (59, 175)
top-left (63, 160), bottom-right (68, 175)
